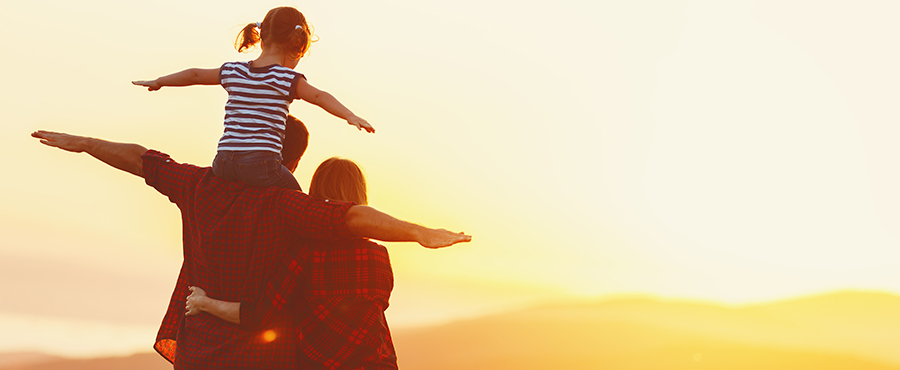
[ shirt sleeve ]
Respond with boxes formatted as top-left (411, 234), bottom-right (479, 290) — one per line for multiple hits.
top-left (142, 150), bottom-right (205, 205)
top-left (288, 71), bottom-right (307, 101)
top-left (275, 190), bottom-right (357, 242)
top-left (218, 61), bottom-right (232, 86)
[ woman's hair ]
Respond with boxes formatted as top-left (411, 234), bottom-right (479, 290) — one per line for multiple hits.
top-left (235, 7), bottom-right (314, 60)
top-left (309, 158), bottom-right (368, 205)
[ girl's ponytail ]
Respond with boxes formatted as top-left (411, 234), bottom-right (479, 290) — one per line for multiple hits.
top-left (235, 22), bottom-right (261, 53)
top-left (286, 24), bottom-right (313, 60)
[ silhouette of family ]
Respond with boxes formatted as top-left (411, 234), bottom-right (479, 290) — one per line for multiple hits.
top-left (32, 6), bottom-right (471, 369)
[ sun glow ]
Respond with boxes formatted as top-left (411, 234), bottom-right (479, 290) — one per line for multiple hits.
top-left (261, 330), bottom-right (277, 343)
top-left (5, 0), bottom-right (900, 364)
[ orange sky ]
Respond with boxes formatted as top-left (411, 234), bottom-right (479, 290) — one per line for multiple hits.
top-left (3, 0), bottom-right (900, 358)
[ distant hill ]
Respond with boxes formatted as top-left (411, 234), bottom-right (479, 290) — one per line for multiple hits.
top-left (0, 352), bottom-right (62, 369)
top-left (0, 353), bottom-right (168, 370)
top-left (6, 291), bottom-right (900, 370)
top-left (392, 290), bottom-right (900, 370)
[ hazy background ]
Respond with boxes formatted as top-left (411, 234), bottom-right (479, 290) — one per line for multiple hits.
top-left (2, 0), bottom-right (900, 360)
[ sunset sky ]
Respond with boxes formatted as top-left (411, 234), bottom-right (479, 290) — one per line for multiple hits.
top-left (2, 0), bottom-right (900, 358)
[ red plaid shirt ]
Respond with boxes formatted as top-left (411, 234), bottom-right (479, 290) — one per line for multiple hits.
top-left (243, 238), bottom-right (398, 369)
top-left (144, 150), bottom-right (397, 369)
top-left (143, 150), bottom-right (356, 370)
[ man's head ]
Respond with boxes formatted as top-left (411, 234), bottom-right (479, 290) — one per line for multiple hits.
top-left (281, 115), bottom-right (309, 173)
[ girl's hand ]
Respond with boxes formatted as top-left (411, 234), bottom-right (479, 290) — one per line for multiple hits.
top-left (348, 116), bottom-right (375, 133)
top-left (185, 286), bottom-right (208, 316)
top-left (132, 79), bottom-right (162, 91)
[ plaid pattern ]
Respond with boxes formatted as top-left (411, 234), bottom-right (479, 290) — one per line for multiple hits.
top-left (143, 150), bottom-right (356, 370)
top-left (243, 239), bottom-right (397, 369)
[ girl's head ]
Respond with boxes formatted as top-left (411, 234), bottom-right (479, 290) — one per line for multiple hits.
top-left (236, 7), bottom-right (313, 60)
top-left (309, 158), bottom-right (368, 205)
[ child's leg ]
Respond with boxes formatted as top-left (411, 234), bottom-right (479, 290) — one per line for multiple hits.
top-left (260, 162), bottom-right (303, 190)
top-left (211, 151), bottom-right (241, 182)
top-left (218, 151), bottom-right (302, 190)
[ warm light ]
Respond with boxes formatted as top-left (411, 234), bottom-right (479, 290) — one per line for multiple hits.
top-left (262, 330), bottom-right (277, 343)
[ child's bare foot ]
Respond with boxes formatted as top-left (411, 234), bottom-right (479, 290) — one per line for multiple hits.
top-left (185, 286), bottom-right (209, 316)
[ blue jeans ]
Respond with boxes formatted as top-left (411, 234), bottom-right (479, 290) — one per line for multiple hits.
top-left (212, 150), bottom-right (302, 190)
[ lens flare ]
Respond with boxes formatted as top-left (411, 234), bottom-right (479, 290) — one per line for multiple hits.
top-left (262, 330), bottom-right (277, 343)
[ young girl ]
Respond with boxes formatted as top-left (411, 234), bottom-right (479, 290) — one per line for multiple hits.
top-left (133, 6), bottom-right (373, 190)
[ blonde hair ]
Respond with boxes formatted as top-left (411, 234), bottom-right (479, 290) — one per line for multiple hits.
top-left (309, 157), bottom-right (368, 205)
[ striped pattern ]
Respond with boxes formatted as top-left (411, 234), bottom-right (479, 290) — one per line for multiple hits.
top-left (218, 61), bottom-right (305, 153)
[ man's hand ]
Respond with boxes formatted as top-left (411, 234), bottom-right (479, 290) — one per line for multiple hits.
top-left (31, 130), bottom-right (147, 177)
top-left (132, 79), bottom-right (162, 91)
top-left (417, 228), bottom-right (472, 249)
top-left (31, 130), bottom-right (88, 152)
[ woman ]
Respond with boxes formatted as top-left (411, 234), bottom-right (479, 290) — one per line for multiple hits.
top-left (186, 157), bottom-right (397, 369)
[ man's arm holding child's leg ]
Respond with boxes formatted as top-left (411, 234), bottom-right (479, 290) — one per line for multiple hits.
top-left (31, 131), bottom-right (146, 177)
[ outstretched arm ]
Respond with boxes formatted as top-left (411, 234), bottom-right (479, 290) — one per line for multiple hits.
top-left (345, 205), bottom-right (471, 248)
top-left (31, 131), bottom-right (146, 177)
top-left (132, 68), bottom-right (220, 91)
top-left (295, 79), bottom-right (375, 133)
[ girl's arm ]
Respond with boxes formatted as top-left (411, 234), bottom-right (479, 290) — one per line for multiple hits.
top-left (295, 79), bottom-right (375, 133)
top-left (185, 286), bottom-right (241, 324)
top-left (132, 68), bottom-right (220, 91)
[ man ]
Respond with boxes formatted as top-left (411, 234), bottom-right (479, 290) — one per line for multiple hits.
top-left (32, 128), bottom-right (471, 370)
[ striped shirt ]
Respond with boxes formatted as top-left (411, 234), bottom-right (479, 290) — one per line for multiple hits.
top-left (218, 61), bottom-right (305, 153)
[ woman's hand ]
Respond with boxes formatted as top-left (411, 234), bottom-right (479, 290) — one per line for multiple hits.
top-left (417, 228), bottom-right (472, 249)
top-left (185, 286), bottom-right (209, 316)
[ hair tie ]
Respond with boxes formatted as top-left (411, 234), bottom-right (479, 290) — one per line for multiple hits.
top-left (295, 25), bottom-right (303, 31)
top-left (255, 22), bottom-right (262, 29)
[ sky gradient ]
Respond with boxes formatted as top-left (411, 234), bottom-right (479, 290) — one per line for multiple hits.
top-left (2, 0), bottom-right (900, 358)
